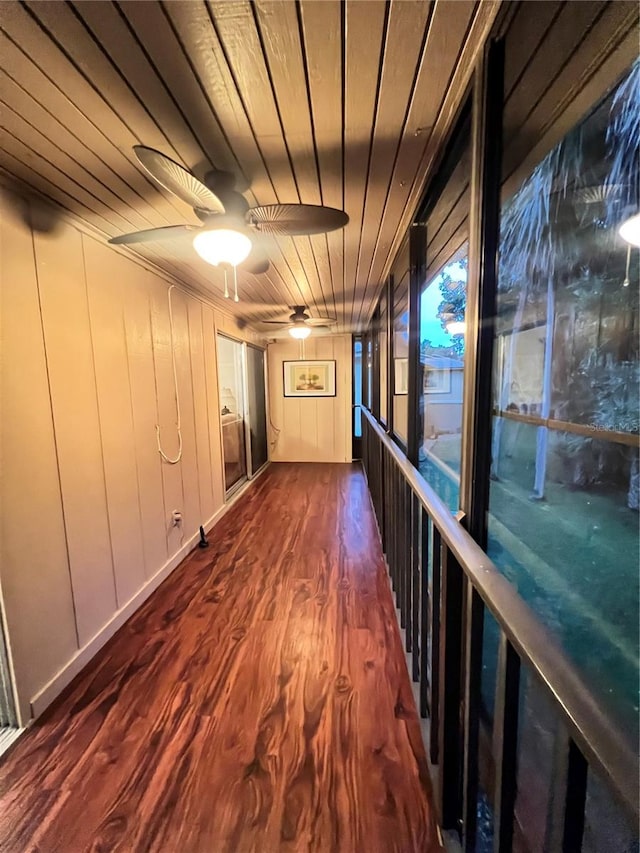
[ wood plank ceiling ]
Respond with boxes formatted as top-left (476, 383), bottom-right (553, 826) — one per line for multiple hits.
top-left (0, 0), bottom-right (498, 332)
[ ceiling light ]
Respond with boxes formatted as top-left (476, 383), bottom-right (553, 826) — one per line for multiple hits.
top-left (192, 228), bottom-right (252, 266)
top-left (289, 325), bottom-right (311, 339)
top-left (619, 213), bottom-right (640, 247)
top-left (446, 320), bottom-right (466, 335)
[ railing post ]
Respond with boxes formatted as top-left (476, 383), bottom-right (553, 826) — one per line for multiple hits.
top-left (462, 584), bottom-right (485, 851)
top-left (404, 481), bottom-right (412, 652)
top-left (411, 492), bottom-right (420, 681)
top-left (430, 526), bottom-right (442, 763)
top-left (438, 544), bottom-right (464, 831)
top-left (545, 730), bottom-right (589, 853)
top-left (419, 507), bottom-right (431, 718)
top-left (493, 633), bottom-right (521, 853)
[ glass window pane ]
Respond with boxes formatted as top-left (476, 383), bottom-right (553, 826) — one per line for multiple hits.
top-left (380, 292), bottom-right (388, 424)
top-left (487, 62), bottom-right (640, 738)
top-left (417, 112), bottom-right (470, 511)
top-left (366, 335), bottom-right (373, 410)
top-left (392, 240), bottom-right (410, 443)
top-left (354, 337), bottom-right (362, 438)
top-left (217, 334), bottom-right (247, 492)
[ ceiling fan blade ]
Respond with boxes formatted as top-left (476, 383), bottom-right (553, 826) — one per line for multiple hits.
top-left (134, 146), bottom-right (225, 214)
top-left (261, 320), bottom-right (290, 325)
top-left (306, 316), bottom-right (337, 326)
top-left (109, 225), bottom-right (199, 245)
top-left (247, 203), bottom-right (349, 236)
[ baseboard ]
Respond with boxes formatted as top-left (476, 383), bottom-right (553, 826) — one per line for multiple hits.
top-left (29, 467), bottom-right (268, 720)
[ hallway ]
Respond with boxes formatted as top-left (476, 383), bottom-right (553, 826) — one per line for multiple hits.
top-left (0, 463), bottom-right (441, 853)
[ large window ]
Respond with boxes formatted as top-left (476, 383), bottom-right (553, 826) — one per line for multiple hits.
top-left (392, 237), bottom-right (410, 444)
top-left (379, 291), bottom-right (388, 425)
top-left (487, 62), bottom-right (639, 737)
top-left (418, 114), bottom-right (471, 511)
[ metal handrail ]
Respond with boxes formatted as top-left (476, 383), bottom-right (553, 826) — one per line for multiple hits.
top-left (362, 406), bottom-right (639, 820)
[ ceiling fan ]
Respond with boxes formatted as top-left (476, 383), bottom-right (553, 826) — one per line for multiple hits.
top-left (259, 305), bottom-right (337, 339)
top-left (109, 146), bottom-right (349, 301)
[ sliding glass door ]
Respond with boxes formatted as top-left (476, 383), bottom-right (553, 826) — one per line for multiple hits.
top-left (245, 344), bottom-right (268, 475)
top-left (217, 335), bottom-right (269, 495)
top-left (217, 335), bottom-right (248, 493)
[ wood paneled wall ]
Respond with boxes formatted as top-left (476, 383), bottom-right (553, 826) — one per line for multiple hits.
top-left (0, 186), bottom-right (256, 723)
top-left (267, 336), bottom-right (352, 463)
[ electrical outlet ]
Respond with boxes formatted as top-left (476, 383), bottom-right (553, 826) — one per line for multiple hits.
top-left (171, 510), bottom-right (182, 526)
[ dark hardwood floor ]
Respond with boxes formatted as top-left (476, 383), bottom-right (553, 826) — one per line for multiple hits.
top-left (0, 463), bottom-right (442, 853)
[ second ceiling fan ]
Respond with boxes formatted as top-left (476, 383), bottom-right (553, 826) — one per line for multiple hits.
top-left (110, 146), bottom-right (349, 301)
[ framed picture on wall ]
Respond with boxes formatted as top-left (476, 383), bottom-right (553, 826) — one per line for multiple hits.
top-left (283, 360), bottom-right (336, 397)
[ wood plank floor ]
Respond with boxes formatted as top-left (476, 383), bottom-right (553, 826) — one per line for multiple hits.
top-left (0, 463), bottom-right (442, 853)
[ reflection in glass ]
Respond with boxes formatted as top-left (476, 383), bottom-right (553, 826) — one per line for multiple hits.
top-left (418, 252), bottom-right (467, 512)
top-left (354, 337), bottom-right (362, 438)
top-left (487, 62), bottom-right (640, 736)
top-left (217, 335), bottom-right (247, 492)
top-left (380, 292), bottom-right (388, 424)
top-left (393, 266), bottom-right (409, 443)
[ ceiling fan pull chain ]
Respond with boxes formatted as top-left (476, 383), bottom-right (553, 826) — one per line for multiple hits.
top-left (233, 266), bottom-right (239, 302)
top-left (224, 269), bottom-right (229, 299)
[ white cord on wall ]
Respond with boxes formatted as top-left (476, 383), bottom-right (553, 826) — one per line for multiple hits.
top-left (155, 284), bottom-right (183, 464)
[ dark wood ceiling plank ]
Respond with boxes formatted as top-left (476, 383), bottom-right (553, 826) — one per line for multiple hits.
top-left (352, 0), bottom-right (433, 328)
top-left (0, 95), bottom-right (153, 234)
top-left (426, 215), bottom-right (469, 284)
top-left (343, 0), bottom-right (388, 327)
top-left (0, 4), bottom-right (190, 225)
top-left (0, 69), bottom-right (157, 233)
top-left (253, 0), bottom-right (333, 320)
top-left (502, 1), bottom-right (607, 151)
top-left (362, 0), bottom-right (477, 313)
top-left (0, 124), bottom-right (141, 235)
top-left (502, 1), bottom-right (636, 193)
top-left (21, 1), bottom-right (189, 174)
top-left (114, 0), bottom-right (240, 179)
top-left (502, 1), bottom-right (564, 100)
top-left (206, 0), bottom-right (322, 312)
top-left (0, 35), bottom-right (177, 230)
top-left (298, 0), bottom-right (344, 325)
top-left (71, 1), bottom-right (207, 172)
top-left (164, 0), bottom-right (319, 314)
top-left (161, 1), bottom-right (308, 313)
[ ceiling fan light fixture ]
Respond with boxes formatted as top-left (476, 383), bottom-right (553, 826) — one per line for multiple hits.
top-left (192, 227), bottom-right (252, 267)
top-left (289, 325), bottom-right (311, 339)
top-left (619, 212), bottom-right (640, 247)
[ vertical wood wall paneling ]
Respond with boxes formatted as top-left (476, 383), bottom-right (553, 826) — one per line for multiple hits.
top-left (84, 237), bottom-right (147, 605)
top-left (202, 305), bottom-right (225, 514)
top-left (122, 268), bottom-right (169, 579)
top-left (267, 336), bottom-right (351, 463)
top-left (149, 285), bottom-right (187, 556)
top-left (0, 189), bottom-right (78, 723)
top-left (33, 218), bottom-right (117, 646)
top-left (169, 289), bottom-right (202, 537)
top-left (188, 299), bottom-right (216, 523)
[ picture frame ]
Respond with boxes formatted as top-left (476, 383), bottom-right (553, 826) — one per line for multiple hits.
top-left (283, 360), bottom-right (336, 397)
top-left (424, 367), bottom-right (451, 394)
top-left (394, 358), bottom-right (408, 395)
